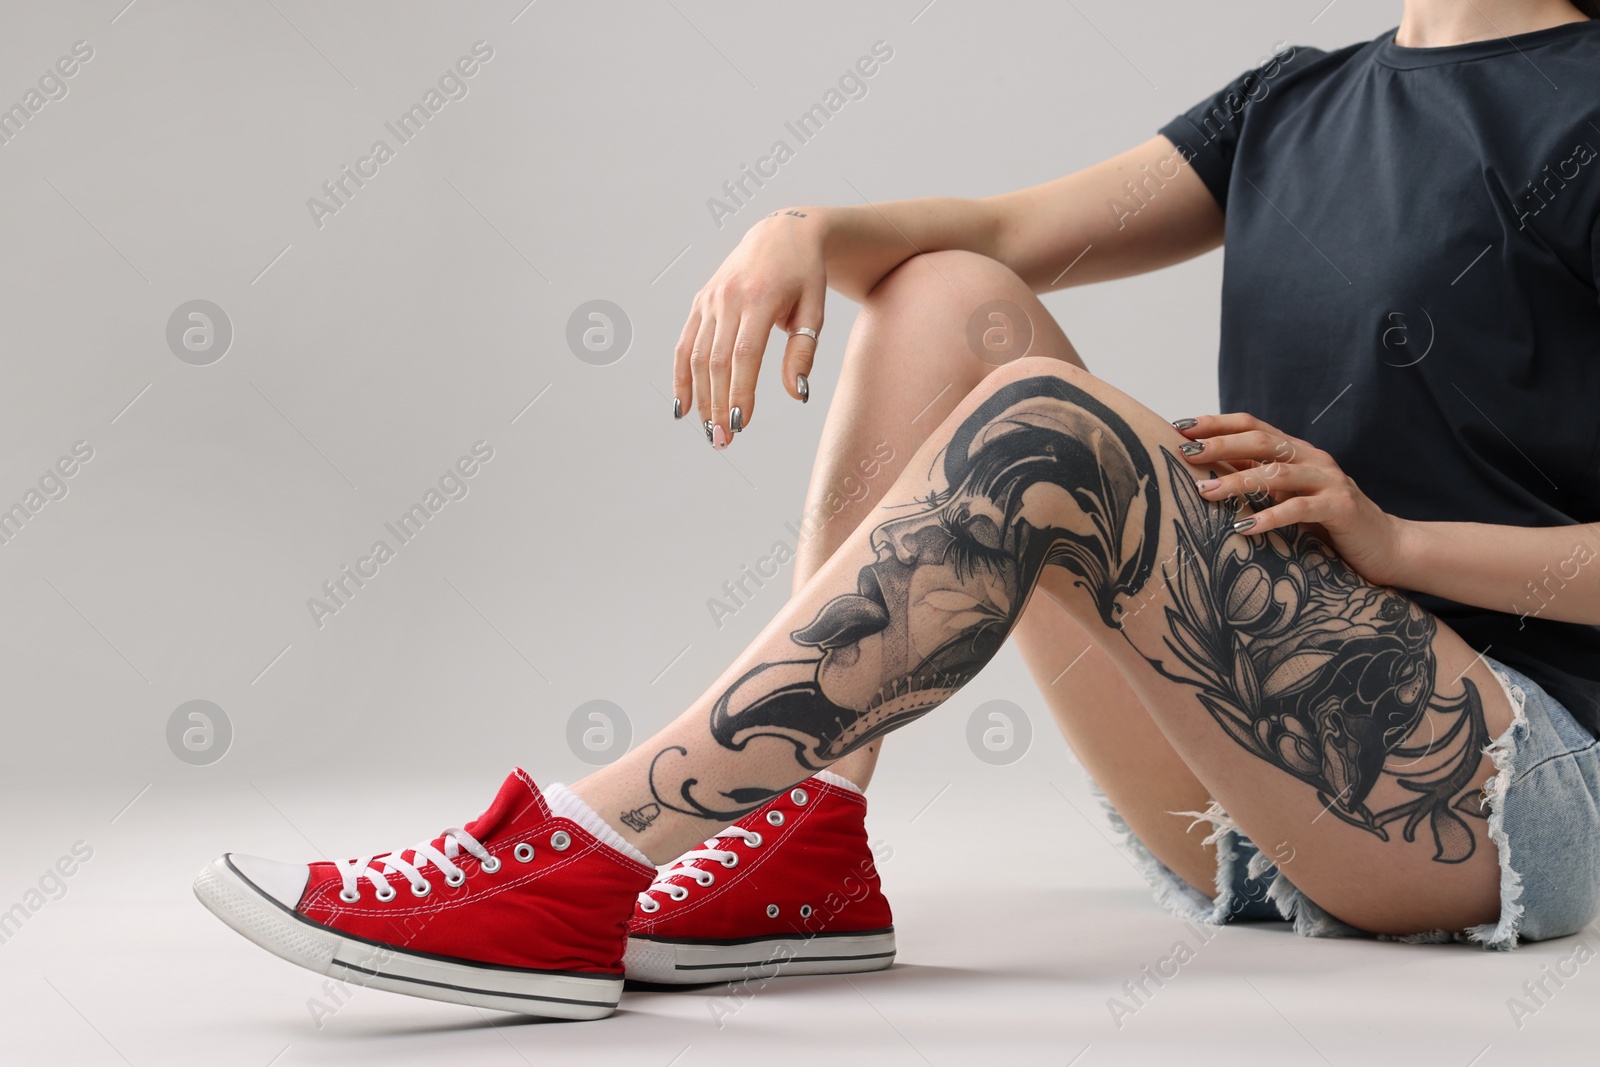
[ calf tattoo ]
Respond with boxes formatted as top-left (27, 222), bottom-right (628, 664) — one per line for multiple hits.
top-left (645, 375), bottom-right (1489, 863)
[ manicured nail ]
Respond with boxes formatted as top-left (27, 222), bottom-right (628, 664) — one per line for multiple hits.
top-left (730, 406), bottom-right (743, 433)
top-left (1232, 517), bottom-right (1257, 533)
top-left (1180, 441), bottom-right (1205, 456)
top-left (712, 423), bottom-right (729, 449)
top-left (796, 374), bottom-right (809, 403)
top-left (703, 420), bottom-right (714, 443)
top-left (673, 397), bottom-right (683, 420)
top-left (1172, 417), bottom-right (1198, 430)
top-left (1196, 479), bottom-right (1219, 491)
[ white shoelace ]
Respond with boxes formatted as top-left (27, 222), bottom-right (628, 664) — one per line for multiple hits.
top-left (637, 827), bottom-right (762, 908)
top-left (335, 826), bottom-right (493, 902)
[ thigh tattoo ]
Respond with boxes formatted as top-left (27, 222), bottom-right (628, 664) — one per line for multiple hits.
top-left (645, 376), bottom-right (1489, 862)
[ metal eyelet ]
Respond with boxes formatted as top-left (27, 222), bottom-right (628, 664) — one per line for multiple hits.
top-left (667, 885), bottom-right (689, 901)
top-left (790, 787), bottom-right (809, 805)
top-left (444, 870), bottom-right (466, 887)
top-left (765, 904), bottom-right (779, 918)
top-left (746, 832), bottom-right (763, 848)
top-left (375, 884), bottom-right (397, 902)
top-left (694, 870), bottom-right (715, 888)
top-left (481, 856), bottom-right (502, 874)
top-left (720, 853), bottom-right (739, 868)
top-left (799, 904), bottom-right (813, 918)
top-left (409, 881), bottom-right (432, 898)
top-left (766, 811), bottom-right (785, 827)
top-left (550, 831), bottom-right (572, 851)
top-left (514, 843), bottom-right (536, 863)
top-left (339, 888), bottom-right (360, 903)
top-left (640, 897), bottom-right (660, 913)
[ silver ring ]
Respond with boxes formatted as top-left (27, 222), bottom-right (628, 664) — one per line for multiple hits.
top-left (792, 327), bottom-right (820, 343)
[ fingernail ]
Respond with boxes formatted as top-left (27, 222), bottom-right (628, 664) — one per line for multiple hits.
top-left (796, 374), bottom-right (809, 403)
top-left (703, 420), bottom-right (714, 444)
top-left (1180, 441), bottom-right (1205, 456)
top-left (1172, 417), bottom-right (1198, 430)
top-left (730, 406), bottom-right (743, 433)
top-left (712, 424), bottom-right (728, 449)
top-left (1232, 517), bottom-right (1257, 533)
top-left (673, 397), bottom-right (683, 420)
top-left (1196, 479), bottom-right (1219, 491)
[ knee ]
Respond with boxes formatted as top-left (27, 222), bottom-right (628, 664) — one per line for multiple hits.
top-left (865, 249), bottom-right (1031, 319)
top-left (981, 353), bottom-right (1096, 396)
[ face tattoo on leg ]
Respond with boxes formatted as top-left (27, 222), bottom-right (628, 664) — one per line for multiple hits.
top-left (647, 376), bottom-right (1163, 821)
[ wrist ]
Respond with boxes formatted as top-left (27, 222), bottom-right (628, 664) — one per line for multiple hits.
top-left (1385, 516), bottom-right (1428, 591)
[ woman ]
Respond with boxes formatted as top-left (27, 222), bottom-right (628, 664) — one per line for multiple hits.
top-left (195, 0), bottom-right (1600, 1019)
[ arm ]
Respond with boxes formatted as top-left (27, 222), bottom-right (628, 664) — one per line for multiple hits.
top-left (807, 134), bottom-right (1223, 301)
top-left (676, 135), bottom-right (1223, 437)
top-left (1393, 520), bottom-right (1600, 626)
top-left (1173, 413), bottom-right (1600, 626)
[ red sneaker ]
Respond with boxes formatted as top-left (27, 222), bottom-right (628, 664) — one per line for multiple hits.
top-left (625, 772), bottom-right (895, 984)
top-left (193, 769), bottom-right (653, 1019)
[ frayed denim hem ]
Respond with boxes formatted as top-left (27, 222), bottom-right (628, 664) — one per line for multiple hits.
top-left (1462, 663), bottom-right (1530, 951)
top-left (1088, 779), bottom-right (1222, 924)
top-left (1087, 661), bottom-right (1533, 949)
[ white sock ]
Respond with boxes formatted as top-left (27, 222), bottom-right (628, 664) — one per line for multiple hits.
top-left (544, 784), bottom-right (653, 868)
top-left (816, 769), bottom-right (864, 795)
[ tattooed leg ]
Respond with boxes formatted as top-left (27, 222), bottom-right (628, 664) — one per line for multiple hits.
top-left (575, 358), bottom-right (1509, 932)
top-left (791, 249), bottom-right (1091, 793)
top-left (772, 250), bottom-right (1217, 888)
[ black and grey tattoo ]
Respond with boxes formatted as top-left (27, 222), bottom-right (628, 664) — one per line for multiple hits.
top-left (646, 375), bottom-right (1489, 863)
top-left (648, 377), bottom-right (1162, 821)
top-left (619, 803), bottom-right (662, 833)
top-left (1149, 449), bottom-right (1488, 862)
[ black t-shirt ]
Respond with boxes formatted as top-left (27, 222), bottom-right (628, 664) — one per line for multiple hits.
top-left (1158, 22), bottom-right (1600, 736)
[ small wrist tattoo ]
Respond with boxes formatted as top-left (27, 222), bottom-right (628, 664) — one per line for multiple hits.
top-left (767, 209), bottom-right (808, 218)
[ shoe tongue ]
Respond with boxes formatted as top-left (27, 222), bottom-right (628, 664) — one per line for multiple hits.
top-left (463, 768), bottom-right (550, 842)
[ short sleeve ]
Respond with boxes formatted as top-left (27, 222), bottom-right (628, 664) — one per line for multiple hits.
top-left (1158, 45), bottom-right (1319, 211)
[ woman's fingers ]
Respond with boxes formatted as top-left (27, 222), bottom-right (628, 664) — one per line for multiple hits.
top-left (1178, 428), bottom-right (1305, 467)
top-left (672, 305), bottom-right (701, 421)
top-left (727, 307), bottom-right (773, 437)
top-left (1174, 412), bottom-right (1285, 440)
top-left (689, 309), bottom-right (716, 435)
top-left (780, 282), bottom-right (825, 403)
top-left (1232, 494), bottom-right (1319, 536)
top-left (1195, 460), bottom-right (1326, 502)
top-left (706, 305), bottom-right (739, 449)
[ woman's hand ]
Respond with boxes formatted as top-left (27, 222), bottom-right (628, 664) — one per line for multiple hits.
top-left (675, 208), bottom-right (827, 449)
top-left (1174, 413), bottom-right (1408, 587)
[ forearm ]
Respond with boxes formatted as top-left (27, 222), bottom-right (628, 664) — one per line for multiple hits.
top-left (1392, 518), bottom-right (1600, 625)
top-left (786, 197), bottom-right (1003, 303)
top-left (786, 136), bottom-right (1224, 303)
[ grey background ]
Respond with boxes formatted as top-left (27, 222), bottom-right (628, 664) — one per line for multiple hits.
top-left (8, 5), bottom-right (1590, 1066)
top-left (1, 0), bottom-right (1396, 788)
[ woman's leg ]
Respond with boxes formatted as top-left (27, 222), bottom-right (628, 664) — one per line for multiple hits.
top-left (578, 355), bottom-right (1514, 934)
top-left (775, 248), bottom-right (1214, 890)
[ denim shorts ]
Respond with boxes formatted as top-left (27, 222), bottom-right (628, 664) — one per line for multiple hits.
top-left (1096, 656), bottom-right (1600, 949)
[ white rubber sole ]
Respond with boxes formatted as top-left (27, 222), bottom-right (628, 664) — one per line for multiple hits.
top-left (193, 855), bottom-right (622, 1019)
top-left (624, 928), bottom-right (896, 985)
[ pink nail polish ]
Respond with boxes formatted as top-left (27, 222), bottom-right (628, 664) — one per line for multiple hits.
top-left (1197, 479), bottom-right (1219, 491)
top-left (712, 424), bottom-right (728, 449)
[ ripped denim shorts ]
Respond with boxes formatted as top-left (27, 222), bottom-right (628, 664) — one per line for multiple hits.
top-left (1096, 656), bottom-right (1600, 949)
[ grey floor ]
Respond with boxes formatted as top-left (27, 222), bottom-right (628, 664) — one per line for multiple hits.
top-left (3, 766), bottom-right (1591, 1067)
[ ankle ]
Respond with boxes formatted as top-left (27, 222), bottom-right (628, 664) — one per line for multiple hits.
top-left (544, 784), bottom-right (653, 868)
